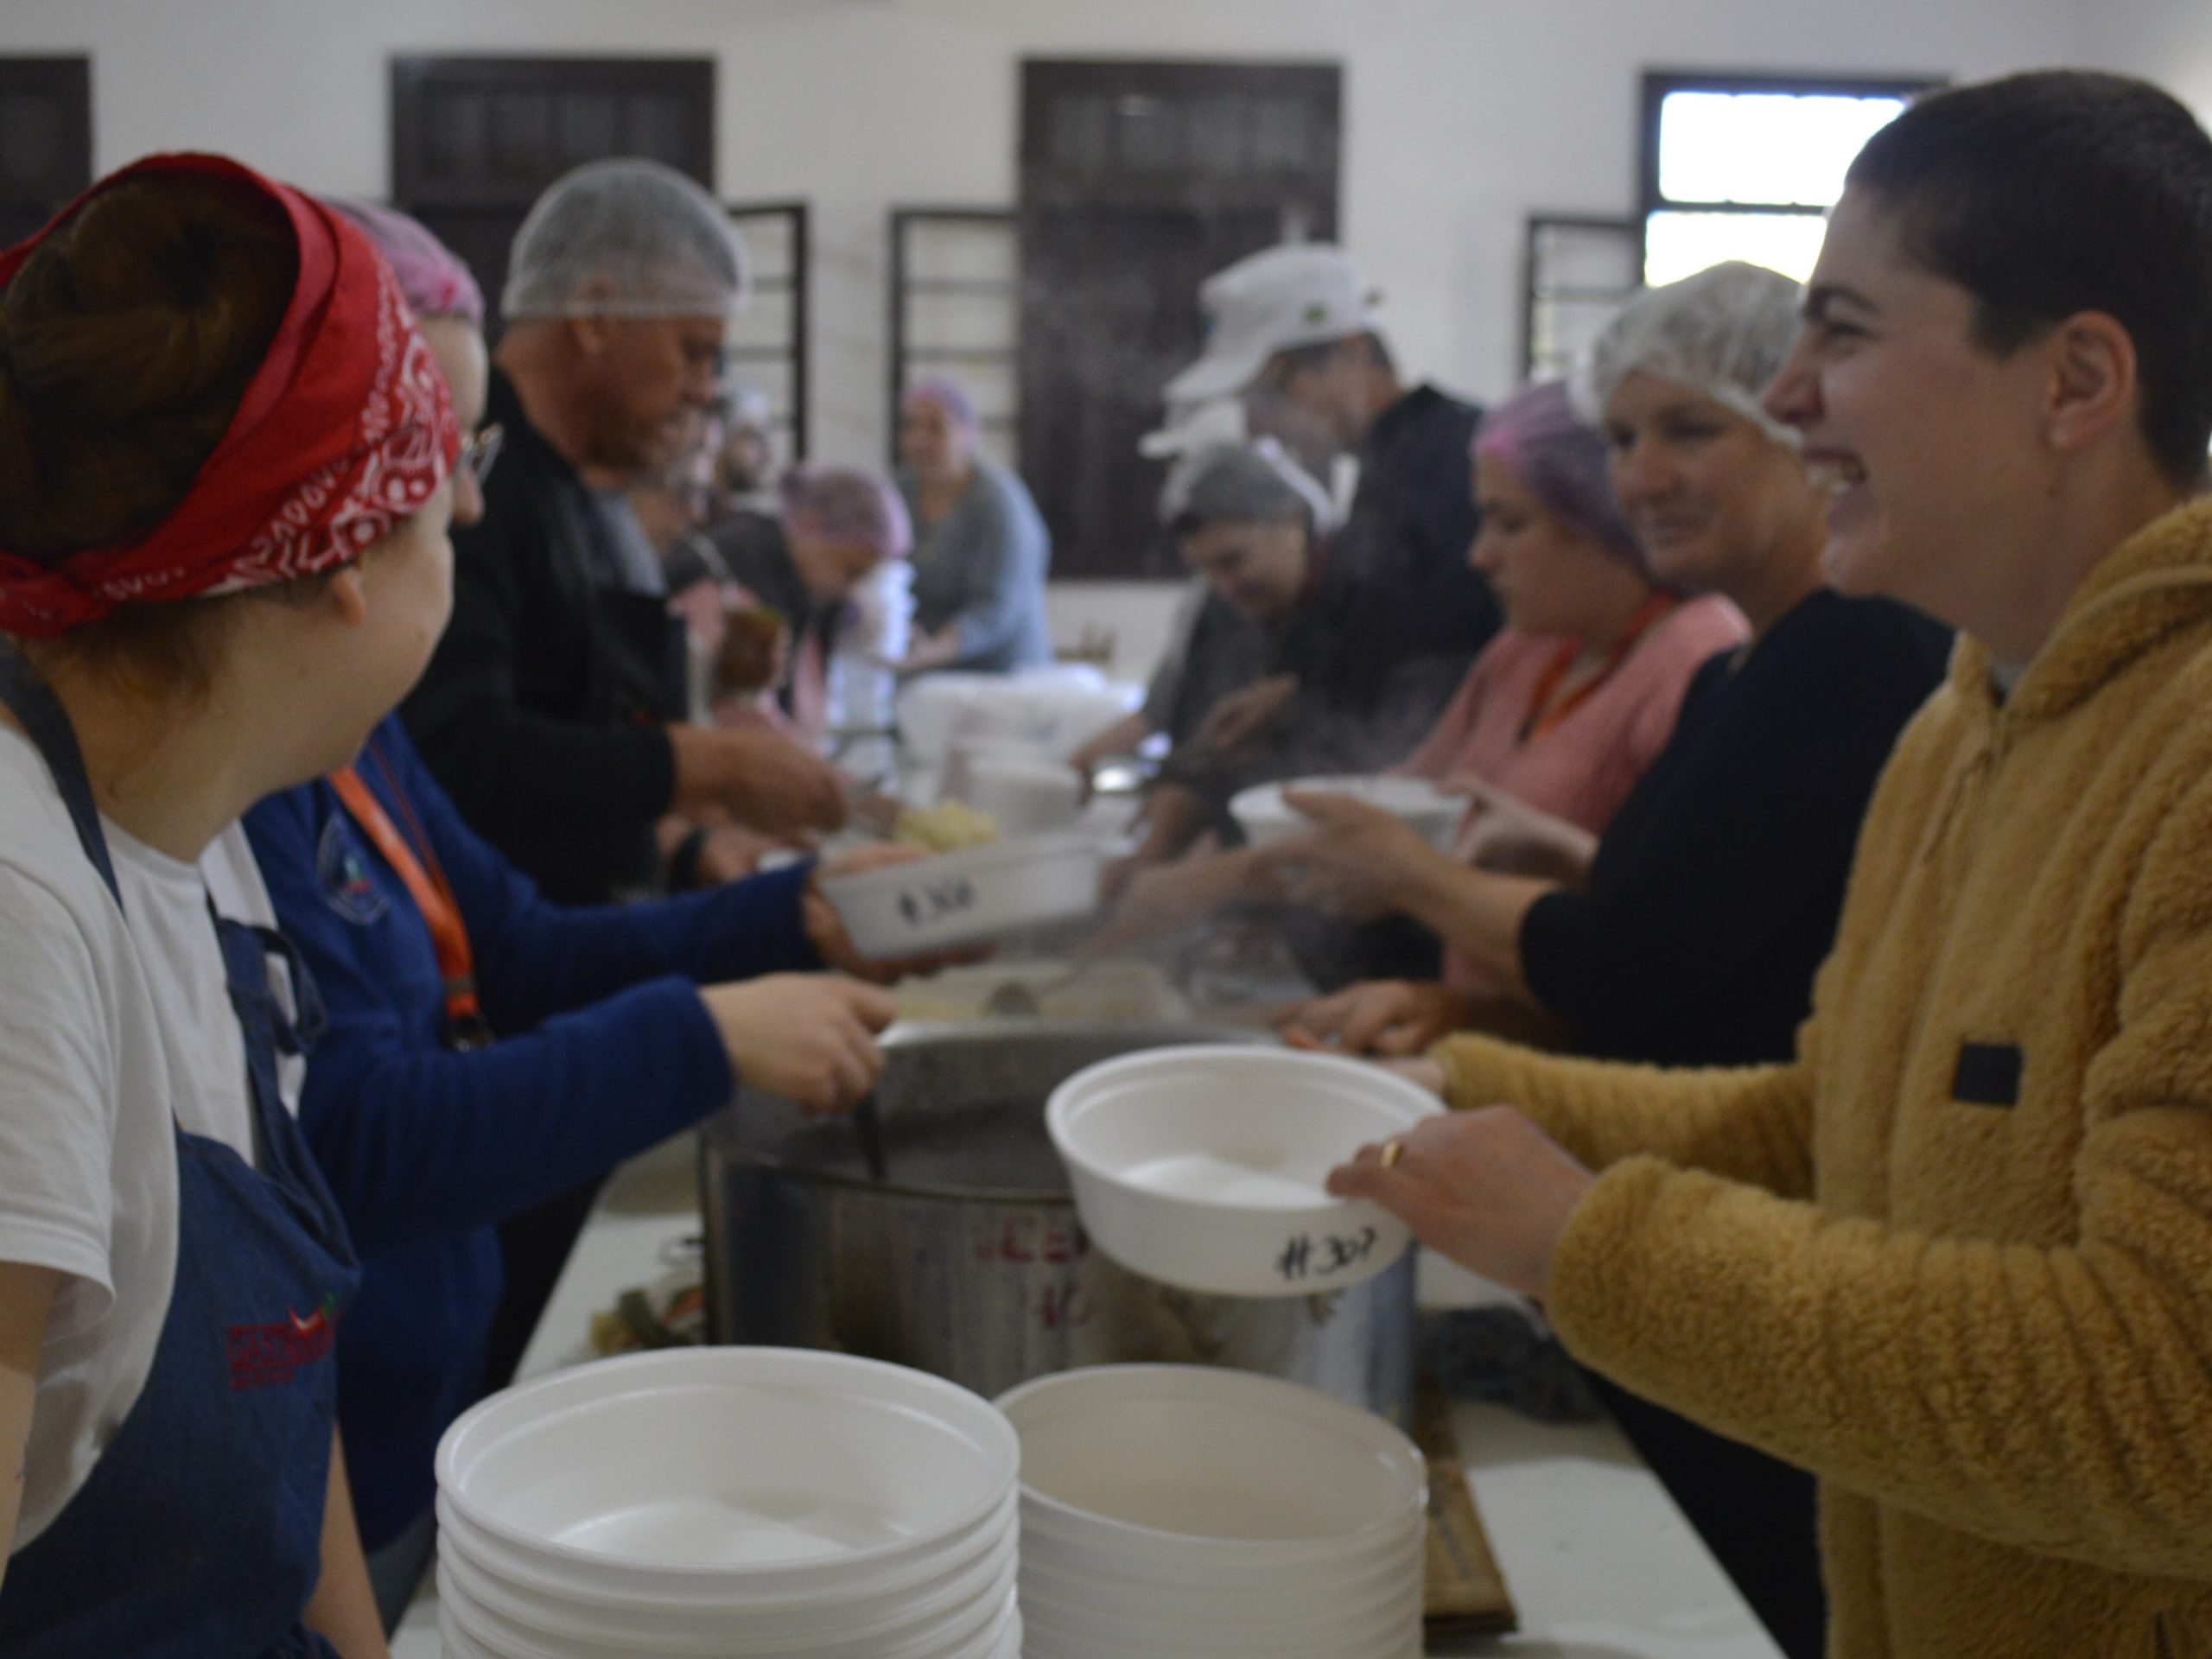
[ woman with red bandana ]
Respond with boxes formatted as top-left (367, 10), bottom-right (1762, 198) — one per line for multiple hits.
top-left (0, 156), bottom-right (460, 1656)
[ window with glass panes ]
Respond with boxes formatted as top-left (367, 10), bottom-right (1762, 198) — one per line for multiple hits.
top-left (1638, 73), bottom-right (1936, 286)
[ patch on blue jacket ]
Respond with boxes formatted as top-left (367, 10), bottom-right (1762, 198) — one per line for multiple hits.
top-left (316, 815), bottom-right (388, 926)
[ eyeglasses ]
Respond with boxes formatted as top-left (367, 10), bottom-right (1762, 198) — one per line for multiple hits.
top-left (456, 423), bottom-right (504, 489)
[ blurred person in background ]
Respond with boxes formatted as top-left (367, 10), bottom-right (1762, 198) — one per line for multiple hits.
top-left (1282, 263), bottom-right (1951, 1659)
top-left (709, 384), bottom-right (779, 518)
top-left (1158, 242), bottom-right (1499, 754)
top-left (1336, 70), bottom-right (2212, 1659)
top-left (700, 464), bottom-right (912, 749)
top-left (391, 159), bottom-right (849, 1419)
top-left (893, 378), bottom-right (1053, 674)
top-left (235, 201), bottom-right (914, 1628)
top-left (1069, 397), bottom-right (1268, 781)
top-left (1112, 382), bottom-right (1745, 992)
top-left (1123, 438), bottom-right (1496, 877)
top-left (399, 159), bottom-right (846, 912)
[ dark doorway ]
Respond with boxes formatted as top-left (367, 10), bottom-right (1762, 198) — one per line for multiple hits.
top-left (1019, 60), bottom-right (1341, 580)
top-left (0, 57), bottom-right (92, 248)
top-left (390, 55), bottom-right (715, 337)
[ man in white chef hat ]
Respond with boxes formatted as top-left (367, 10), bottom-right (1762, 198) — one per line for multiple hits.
top-left (1146, 242), bottom-right (1500, 795)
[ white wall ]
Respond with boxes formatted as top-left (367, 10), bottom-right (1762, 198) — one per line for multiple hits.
top-left (3, 0), bottom-right (2175, 681)
top-left (2086, 0), bottom-right (2212, 117)
top-left (1, 0), bottom-right (2096, 453)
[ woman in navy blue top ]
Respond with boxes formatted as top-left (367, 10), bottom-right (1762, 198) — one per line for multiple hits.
top-left (242, 205), bottom-right (906, 1628)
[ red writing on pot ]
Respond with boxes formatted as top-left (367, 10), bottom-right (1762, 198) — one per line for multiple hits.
top-left (974, 1215), bottom-right (1090, 1265)
top-left (1029, 1283), bottom-right (1094, 1332)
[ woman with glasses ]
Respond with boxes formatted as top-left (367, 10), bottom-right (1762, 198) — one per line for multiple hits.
top-left (233, 204), bottom-right (924, 1630)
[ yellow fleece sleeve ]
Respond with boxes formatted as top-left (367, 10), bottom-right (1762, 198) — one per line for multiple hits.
top-left (1433, 1031), bottom-right (1815, 1198)
top-left (1545, 774), bottom-right (2212, 1581)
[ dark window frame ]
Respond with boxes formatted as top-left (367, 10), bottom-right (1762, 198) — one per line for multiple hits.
top-left (390, 54), bottom-right (715, 210)
top-left (886, 205), bottom-right (1020, 468)
top-left (0, 56), bottom-right (92, 239)
top-left (1637, 68), bottom-right (1941, 279)
top-left (1015, 58), bottom-right (1342, 581)
top-left (1519, 213), bottom-right (1643, 382)
top-left (726, 198), bottom-right (810, 461)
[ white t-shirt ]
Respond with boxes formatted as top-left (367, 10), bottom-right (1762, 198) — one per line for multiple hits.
top-left (0, 729), bottom-right (260, 1549)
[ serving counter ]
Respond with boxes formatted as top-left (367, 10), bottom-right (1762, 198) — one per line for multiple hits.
top-left (392, 1129), bottom-right (1783, 1659)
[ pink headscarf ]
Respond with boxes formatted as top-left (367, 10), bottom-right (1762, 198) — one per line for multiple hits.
top-left (329, 199), bottom-right (484, 327)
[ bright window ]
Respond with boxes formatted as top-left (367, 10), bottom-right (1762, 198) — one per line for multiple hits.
top-left (1641, 73), bottom-right (1935, 285)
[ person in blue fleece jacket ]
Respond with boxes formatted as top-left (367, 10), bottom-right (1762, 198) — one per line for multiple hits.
top-left (242, 202), bottom-right (908, 1630)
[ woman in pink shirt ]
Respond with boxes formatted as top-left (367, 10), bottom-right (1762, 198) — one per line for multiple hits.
top-left (1402, 379), bottom-right (1745, 868)
top-left (1108, 383), bottom-right (1742, 954)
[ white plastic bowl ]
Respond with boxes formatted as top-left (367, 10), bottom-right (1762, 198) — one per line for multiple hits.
top-left (1018, 1583), bottom-right (1420, 1659)
top-left (438, 1517), bottom-right (1017, 1654)
top-left (435, 1350), bottom-right (1017, 1596)
top-left (995, 1366), bottom-right (1426, 1559)
top-left (439, 1552), bottom-right (1017, 1659)
top-left (1016, 1559), bottom-right (1421, 1648)
top-left (435, 1485), bottom-right (1016, 1613)
top-left (1015, 1510), bottom-right (1423, 1599)
top-left (1046, 1046), bottom-right (1442, 1296)
top-left (821, 833), bottom-right (1103, 957)
top-left (1230, 774), bottom-right (1463, 851)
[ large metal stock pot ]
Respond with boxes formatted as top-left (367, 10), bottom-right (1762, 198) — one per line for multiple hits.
top-left (699, 1020), bottom-right (1415, 1422)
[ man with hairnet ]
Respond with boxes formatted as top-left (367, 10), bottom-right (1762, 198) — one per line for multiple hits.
top-left (398, 159), bottom-right (847, 1389)
top-left (1150, 244), bottom-right (1500, 815)
top-left (403, 158), bottom-right (846, 914)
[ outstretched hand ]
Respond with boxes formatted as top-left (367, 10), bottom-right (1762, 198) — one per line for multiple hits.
top-left (1327, 1105), bottom-right (1592, 1300)
top-left (1278, 978), bottom-right (1478, 1057)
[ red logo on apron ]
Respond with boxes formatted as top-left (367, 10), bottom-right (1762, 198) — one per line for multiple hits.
top-left (224, 1296), bottom-right (339, 1390)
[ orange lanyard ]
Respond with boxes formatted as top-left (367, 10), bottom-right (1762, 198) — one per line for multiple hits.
top-left (1518, 593), bottom-right (1679, 744)
top-left (327, 743), bottom-right (493, 1050)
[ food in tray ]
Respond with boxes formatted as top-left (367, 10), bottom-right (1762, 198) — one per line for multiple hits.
top-left (893, 799), bottom-right (1003, 852)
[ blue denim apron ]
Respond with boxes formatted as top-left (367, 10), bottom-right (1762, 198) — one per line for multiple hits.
top-left (0, 651), bottom-right (361, 1659)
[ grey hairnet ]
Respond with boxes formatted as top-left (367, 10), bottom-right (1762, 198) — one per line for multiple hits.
top-left (1160, 440), bottom-right (1334, 535)
top-left (1576, 261), bottom-right (1803, 448)
top-left (501, 159), bottom-right (749, 321)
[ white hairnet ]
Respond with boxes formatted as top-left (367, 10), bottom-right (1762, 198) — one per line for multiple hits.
top-left (501, 159), bottom-right (749, 321)
top-left (1160, 439), bottom-right (1334, 534)
top-left (1576, 261), bottom-right (1803, 448)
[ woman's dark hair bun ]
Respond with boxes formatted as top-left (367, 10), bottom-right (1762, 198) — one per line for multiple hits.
top-left (0, 174), bottom-right (298, 563)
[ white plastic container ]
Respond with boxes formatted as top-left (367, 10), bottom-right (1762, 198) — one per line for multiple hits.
top-left (996, 1365), bottom-right (1427, 1659)
top-left (957, 753), bottom-right (1084, 836)
top-left (435, 1349), bottom-right (1017, 1594)
top-left (1045, 1046), bottom-right (1441, 1297)
top-left (896, 670), bottom-right (1139, 765)
top-left (819, 833), bottom-right (1102, 957)
top-left (1230, 774), bottom-right (1463, 851)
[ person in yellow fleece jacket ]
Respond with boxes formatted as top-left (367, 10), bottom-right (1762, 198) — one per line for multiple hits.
top-left (1332, 71), bottom-right (2212, 1659)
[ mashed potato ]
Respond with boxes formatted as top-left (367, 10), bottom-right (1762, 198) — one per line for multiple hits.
top-left (893, 800), bottom-right (1002, 852)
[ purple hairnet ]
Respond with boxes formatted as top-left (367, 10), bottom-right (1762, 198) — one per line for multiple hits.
top-left (779, 464), bottom-right (912, 560)
top-left (1474, 380), bottom-right (1644, 569)
top-left (329, 198), bottom-right (485, 327)
top-left (902, 377), bottom-right (978, 431)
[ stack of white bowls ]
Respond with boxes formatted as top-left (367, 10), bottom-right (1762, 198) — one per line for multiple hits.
top-left (998, 1365), bottom-right (1428, 1658)
top-left (433, 1348), bottom-right (1021, 1659)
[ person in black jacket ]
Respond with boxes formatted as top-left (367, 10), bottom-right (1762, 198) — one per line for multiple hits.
top-left (1281, 262), bottom-right (1951, 1659)
top-left (401, 159), bottom-right (846, 911)
top-left (1141, 244), bottom-right (1500, 853)
top-left (397, 159), bottom-right (855, 1396)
